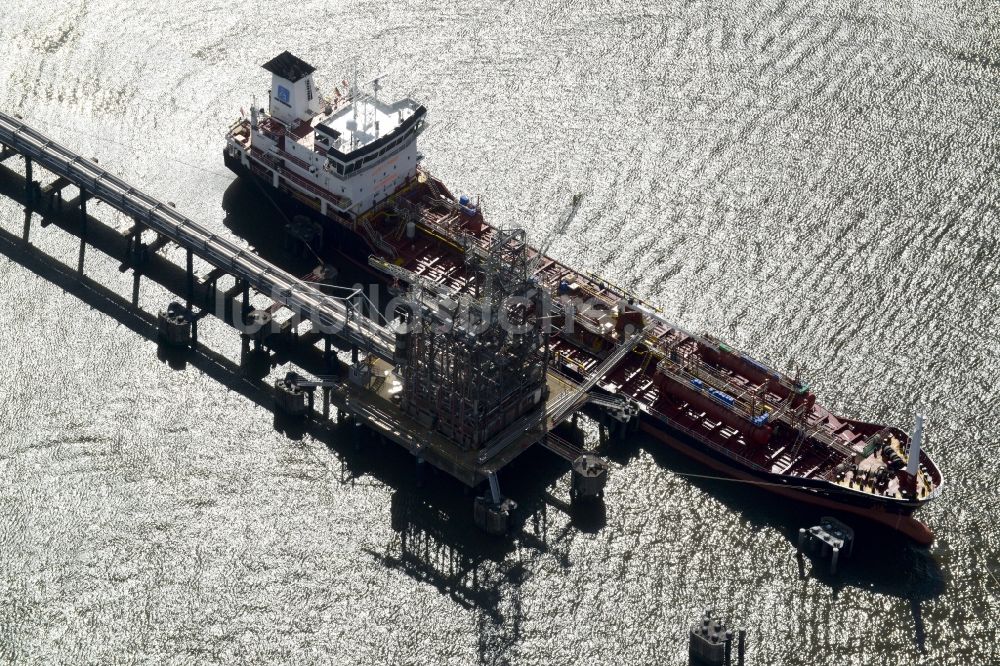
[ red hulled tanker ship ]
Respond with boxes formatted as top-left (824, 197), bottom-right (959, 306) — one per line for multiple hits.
top-left (224, 52), bottom-right (943, 544)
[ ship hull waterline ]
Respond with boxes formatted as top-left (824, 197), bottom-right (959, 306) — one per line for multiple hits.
top-left (638, 422), bottom-right (935, 545)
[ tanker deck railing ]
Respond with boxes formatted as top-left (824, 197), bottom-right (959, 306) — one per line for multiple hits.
top-left (654, 354), bottom-right (857, 460)
top-left (643, 405), bottom-right (769, 474)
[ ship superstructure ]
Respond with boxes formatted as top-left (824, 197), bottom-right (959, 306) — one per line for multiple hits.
top-left (224, 53), bottom-right (943, 544)
top-left (227, 51), bottom-right (426, 219)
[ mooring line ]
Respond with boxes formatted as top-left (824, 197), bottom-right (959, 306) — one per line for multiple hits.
top-left (671, 469), bottom-right (828, 493)
top-left (984, 563), bottom-right (1000, 591)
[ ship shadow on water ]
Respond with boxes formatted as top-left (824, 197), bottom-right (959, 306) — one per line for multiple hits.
top-left (621, 429), bottom-right (946, 652)
top-left (220, 178), bottom-right (402, 309)
top-left (221, 178), bottom-right (350, 278)
top-left (218, 174), bottom-right (945, 652)
top-left (221, 179), bottom-right (290, 264)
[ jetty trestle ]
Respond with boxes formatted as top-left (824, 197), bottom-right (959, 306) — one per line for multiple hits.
top-left (0, 110), bottom-right (618, 534)
top-left (0, 110), bottom-right (395, 359)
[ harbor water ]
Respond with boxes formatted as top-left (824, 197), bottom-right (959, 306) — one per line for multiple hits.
top-left (1, 1), bottom-right (998, 663)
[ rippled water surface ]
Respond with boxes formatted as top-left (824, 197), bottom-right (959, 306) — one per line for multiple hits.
top-left (1, 1), bottom-right (999, 663)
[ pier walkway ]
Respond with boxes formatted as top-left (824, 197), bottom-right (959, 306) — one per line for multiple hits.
top-left (0, 110), bottom-right (394, 360)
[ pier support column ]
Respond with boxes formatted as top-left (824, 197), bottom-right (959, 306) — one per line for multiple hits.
top-left (123, 221), bottom-right (141, 268)
top-left (46, 185), bottom-right (63, 213)
top-left (23, 157), bottom-right (32, 205)
top-left (22, 208), bottom-right (31, 243)
top-left (157, 302), bottom-right (192, 347)
top-left (205, 275), bottom-right (216, 310)
top-left (129, 221), bottom-right (145, 306)
top-left (353, 419), bottom-right (363, 450)
top-left (322, 386), bottom-right (331, 419)
top-left (571, 454), bottom-right (609, 501)
top-left (274, 373), bottom-right (307, 417)
top-left (473, 473), bottom-right (517, 535)
top-left (204, 270), bottom-right (228, 317)
top-left (185, 248), bottom-right (194, 310)
top-left (415, 456), bottom-right (425, 484)
top-left (798, 517), bottom-right (853, 576)
top-left (689, 612), bottom-right (740, 666)
top-left (77, 192), bottom-right (88, 274)
top-left (132, 271), bottom-right (141, 306)
top-left (246, 309), bottom-right (272, 352)
top-left (241, 280), bottom-right (251, 326)
top-left (473, 494), bottom-right (516, 536)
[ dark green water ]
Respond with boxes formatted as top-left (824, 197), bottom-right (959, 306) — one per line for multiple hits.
top-left (1, 1), bottom-right (998, 663)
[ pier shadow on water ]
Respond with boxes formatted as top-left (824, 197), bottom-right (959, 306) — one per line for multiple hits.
top-left (0, 167), bottom-right (605, 662)
top-left (4, 167), bottom-right (942, 657)
top-left (221, 179), bottom-right (293, 264)
top-left (358, 439), bottom-right (595, 665)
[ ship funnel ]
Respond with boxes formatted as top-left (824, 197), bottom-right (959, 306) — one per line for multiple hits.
top-left (907, 412), bottom-right (924, 476)
top-left (261, 51), bottom-right (319, 125)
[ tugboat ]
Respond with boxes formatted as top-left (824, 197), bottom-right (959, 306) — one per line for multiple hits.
top-left (223, 51), bottom-right (944, 544)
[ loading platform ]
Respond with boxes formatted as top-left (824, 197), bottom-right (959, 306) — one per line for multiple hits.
top-left (0, 111), bottom-right (635, 529)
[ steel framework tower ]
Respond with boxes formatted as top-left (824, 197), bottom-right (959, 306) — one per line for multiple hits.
top-left (396, 229), bottom-right (550, 450)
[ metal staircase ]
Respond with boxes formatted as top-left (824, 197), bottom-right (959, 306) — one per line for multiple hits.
top-left (359, 215), bottom-right (396, 259)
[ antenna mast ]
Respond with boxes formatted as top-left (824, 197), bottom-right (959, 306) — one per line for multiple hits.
top-left (373, 77), bottom-right (381, 138)
top-left (351, 62), bottom-right (358, 123)
top-left (351, 62), bottom-right (359, 150)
